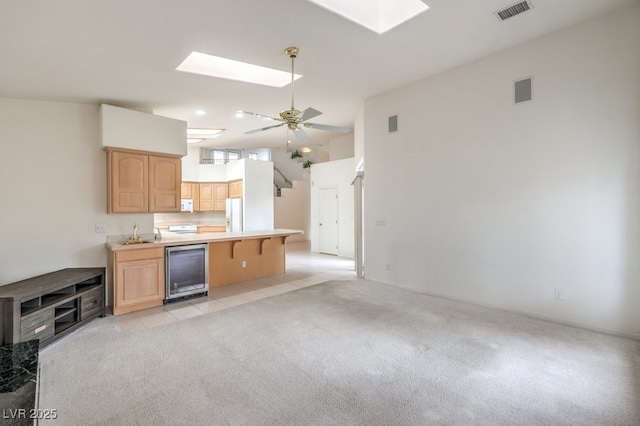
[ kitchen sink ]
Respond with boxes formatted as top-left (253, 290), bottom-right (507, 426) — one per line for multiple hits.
top-left (121, 239), bottom-right (152, 245)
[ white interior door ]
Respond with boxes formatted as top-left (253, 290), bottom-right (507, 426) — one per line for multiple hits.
top-left (319, 187), bottom-right (339, 255)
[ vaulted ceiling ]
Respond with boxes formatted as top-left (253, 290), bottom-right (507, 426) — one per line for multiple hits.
top-left (0, 0), bottom-right (635, 150)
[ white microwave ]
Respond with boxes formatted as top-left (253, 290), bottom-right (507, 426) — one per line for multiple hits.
top-left (180, 199), bottom-right (193, 212)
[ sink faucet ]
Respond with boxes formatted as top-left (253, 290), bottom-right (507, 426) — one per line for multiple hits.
top-left (133, 223), bottom-right (138, 240)
top-left (155, 227), bottom-right (162, 240)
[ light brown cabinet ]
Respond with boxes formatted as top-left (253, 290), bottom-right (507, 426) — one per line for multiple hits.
top-left (228, 180), bottom-right (243, 198)
top-left (107, 148), bottom-right (181, 214)
top-left (197, 225), bottom-right (226, 233)
top-left (214, 183), bottom-right (228, 210)
top-left (112, 247), bottom-right (164, 315)
top-left (181, 182), bottom-right (194, 199)
top-left (149, 155), bottom-right (181, 212)
top-left (108, 150), bottom-right (148, 213)
top-left (199, 183), bottom-right (214, 211)
top-left (199, 182), bottom-right (227, 211)
top-left (181, 181), bottom-right (200, 210)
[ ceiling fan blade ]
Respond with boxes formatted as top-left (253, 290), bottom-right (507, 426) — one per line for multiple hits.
top-left (298, 107), bottom-right (322, 122)
top-left (293, 127), bottom-right (309, 143)
top-left (239, 110), bottom-right (281, 121)
top-left (245, 123), bottom-right (285, 134)
top-left (303, 122), bottom-right (350, 133)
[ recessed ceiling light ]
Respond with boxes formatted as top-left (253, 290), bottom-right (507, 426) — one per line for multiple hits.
top-left (195, 110), bottom-right (206, 116)
top-left (177, 51), bottom-right (302, 88)
top-left (308, 0), bottom-right (429, 34)
top-left (187, 138), bottom-right (205, 144)
top-left (235, 110), bottom-right (245, 118)
top-left (301, 147), bottom-right (312, 153)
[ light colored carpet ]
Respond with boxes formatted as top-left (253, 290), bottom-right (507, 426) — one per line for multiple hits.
top-left (39, 280), bottom-right (640, 425)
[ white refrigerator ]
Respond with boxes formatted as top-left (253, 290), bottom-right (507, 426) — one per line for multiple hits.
top-left (225, 198), bottom-right (243, 232)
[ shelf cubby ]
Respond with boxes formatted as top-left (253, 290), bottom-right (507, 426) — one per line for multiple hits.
top-left (0, 268), bottom-right (105, 347)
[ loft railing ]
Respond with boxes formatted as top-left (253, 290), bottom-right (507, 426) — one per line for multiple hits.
top-left (200, 158), bottom-right (241, 165)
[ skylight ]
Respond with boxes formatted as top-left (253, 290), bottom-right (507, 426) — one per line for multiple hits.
top-left (307, 0), bottom-right (429, 34)
top-left (176, 52), bottom-right (302, 88)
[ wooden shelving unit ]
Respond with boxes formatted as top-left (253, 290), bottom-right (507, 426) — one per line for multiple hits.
top-left (0, 268), bottom-right (105, 347)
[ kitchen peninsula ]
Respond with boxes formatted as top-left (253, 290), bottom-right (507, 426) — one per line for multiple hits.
top-left (106, 229), bottom-right (303, 315)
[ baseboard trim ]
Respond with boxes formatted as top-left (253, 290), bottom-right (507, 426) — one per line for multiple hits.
top-left (366, 278), bottom-right (640, 341)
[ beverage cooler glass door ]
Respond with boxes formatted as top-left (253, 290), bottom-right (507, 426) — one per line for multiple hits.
top-left (165, 244), bottom-right (208, 301)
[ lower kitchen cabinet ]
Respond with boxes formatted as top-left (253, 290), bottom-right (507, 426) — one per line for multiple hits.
top-left (0, 268), bottom-right (105, 346)
top-left (112, 247), bottom-right (164, 315)
top-left (197, 225), bottom-right (226, 233)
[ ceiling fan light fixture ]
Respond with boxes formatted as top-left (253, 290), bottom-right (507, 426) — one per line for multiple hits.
top-left (242, 47), bottom-right (350, 142)
top-left (177, 51), bottom-right (302, 88)
top-left (308, 0), bottom-right (429, 34)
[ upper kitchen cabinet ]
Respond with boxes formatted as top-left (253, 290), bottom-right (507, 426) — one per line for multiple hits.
top-left (228, 180), bottom-right (243, 198)
top-left (99, 104), bottom-right (187, 157)
top-left (107, 150), bottom-right (148, 213)
top-left (198, 182), bottom-right (227, 211)
top-left (100, 104), bottom-right (186, 214)
top-left (199, 183), bottom-right (214, 211)
top-left (181, 182), bottom-right (194, 199)
top-left (149, 155), bottom-right (181, 212)
top-left (107, 148), bottom-right (181, 213)
top-left (214, 183), bottom-right (228, 210)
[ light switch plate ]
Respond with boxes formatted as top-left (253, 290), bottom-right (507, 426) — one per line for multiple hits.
top-left (95, 223), bottom-right (108, 233)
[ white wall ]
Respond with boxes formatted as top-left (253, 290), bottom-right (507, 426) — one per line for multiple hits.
top-left (99, 104), bottom-right (187, 156)
top-left (329, 133), bottom-right (355, 161)
top-left (364, 4), bottom-right (640, 337)
top-left (0, 98), bottom-right (153, 286)
top-left (310, 158), bottom-right (356, 258)
top-left (243, 159), bottom-right (274, 230)
top-left (353, 104), bottom-right (365, 170)
top-left (274, 180), bottom-right (310, 242)
top-left (181, 145), bottom-right (200, 181)
top-left (226, 159), bottom-right (245, 182)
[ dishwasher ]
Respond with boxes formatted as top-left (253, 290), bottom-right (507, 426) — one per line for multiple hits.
top-left (164, 244), bottom-right (208, 303)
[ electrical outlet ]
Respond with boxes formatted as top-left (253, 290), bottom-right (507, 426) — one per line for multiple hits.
top-left (242, 260), bottom-right (246, 268)
top-left (95, 223), bottom-right (107, 233)
top-left (554, 289), bottom-right (564, 300)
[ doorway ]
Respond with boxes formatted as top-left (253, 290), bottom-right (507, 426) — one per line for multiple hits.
top-left (319, 187), bottom-right (339, 255)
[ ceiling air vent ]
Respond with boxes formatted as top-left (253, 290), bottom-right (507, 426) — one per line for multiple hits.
top-left (494, 1), bottom-right (534, 21)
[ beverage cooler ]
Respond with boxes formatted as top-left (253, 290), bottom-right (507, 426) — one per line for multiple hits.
top-left (165, 244), bottom-right (208, 302)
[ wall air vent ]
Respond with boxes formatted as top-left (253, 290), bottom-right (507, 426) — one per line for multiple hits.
top-left (494, 1), bottom-right (534, 21)
top-left (388, 115), bottom-right (398, 133)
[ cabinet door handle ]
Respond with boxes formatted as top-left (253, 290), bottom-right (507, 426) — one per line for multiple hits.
top-left (35, 324), bottom-right (47, 334)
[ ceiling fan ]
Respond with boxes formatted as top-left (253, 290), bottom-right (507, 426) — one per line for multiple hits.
top-left (239, 47), bottom-right (350, 144)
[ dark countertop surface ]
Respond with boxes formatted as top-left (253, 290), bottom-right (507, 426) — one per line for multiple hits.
top-left (0, 340), bottom-right (39, 426)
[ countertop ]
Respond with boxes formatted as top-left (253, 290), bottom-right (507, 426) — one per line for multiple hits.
top-left (106, 229), bottom-right (304, 251)
top-left (0, 340), bottom-right (39, 426)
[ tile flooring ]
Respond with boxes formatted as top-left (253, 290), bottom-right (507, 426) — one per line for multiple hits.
top-left (112, 241), bottom-right (356, 332)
